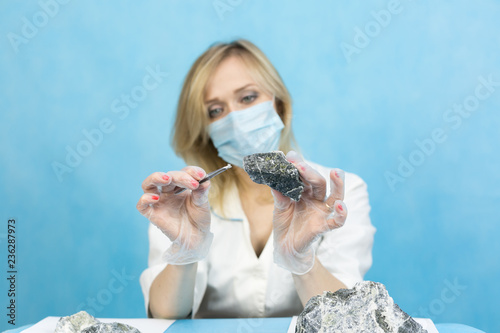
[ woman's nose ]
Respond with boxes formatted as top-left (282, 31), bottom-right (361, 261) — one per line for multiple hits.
top-left (226, 102), bottom-right (238, 114)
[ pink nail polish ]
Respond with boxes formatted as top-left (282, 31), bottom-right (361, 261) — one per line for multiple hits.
top-left (337, 204), bottom-right (343, 212)
top-left (334, 170), bottom-right (339, 178)
top-left (191, 180), bottom-right (199, 187)
top-left (152, 195), bottom-right (159, 200)
top-left (162, 174), bottom-right (169, 181)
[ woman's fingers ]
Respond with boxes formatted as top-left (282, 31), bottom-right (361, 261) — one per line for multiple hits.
top-left (285, 150), bottom-right (303, 164)
top-left (286, 151), bottom-right (326, 202)
top-left (325, 168), bottom-right (345, 207)
top-left (141, 167), bottom-right (207, 194)
top-left (271, 189), bottom-right (293, 233)
top-left (191, 179), bottom-right (210, 207)
top-left (138, 166), bottom-right (210, 217)
top-left (182, 166), bottom-right (206, 180)
top-left (136, 193), bottom-right (161, 218)
top-left (141, 172), bottom-right (171, 194)
top-left (271, 188), bottom-right (292, 211)
top-left (325, 200), bottom-right (348, 230)
top-left (166, 166), bottom-right (207, 193)
top-left (160, 170), bottom-right (199, 193)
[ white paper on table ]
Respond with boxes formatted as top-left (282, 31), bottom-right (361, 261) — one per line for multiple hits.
top-left (287, 316), bottom-right (438, 333)
top-left (21, 316), bottom-right (175, 333)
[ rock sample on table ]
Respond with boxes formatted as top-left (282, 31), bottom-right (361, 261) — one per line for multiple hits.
top-left (54, 311), bottom-right (141, 333)
top-left (54, 311), bottom-right (99, 333)
top-left (81, 322), bottom-right (141, 333)
top-left (295, 281), bottom-right (428, 333)
top-left (243, 151), bottom-right (304, 201)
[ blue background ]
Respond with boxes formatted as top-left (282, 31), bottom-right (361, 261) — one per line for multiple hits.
top-left (1, 1), bottom-right (499, 332)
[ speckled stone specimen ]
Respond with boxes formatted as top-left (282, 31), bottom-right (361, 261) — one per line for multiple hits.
top-left (81, 322), bottom-right (141, 333)
top-left (54, 311), bottom-right (141, 333)
top-left (243, 151), bottom-right (304, 201)
top-left (54, 311), bottom-right (99, 333)
top-left (295, 281), bottom-right (428, 333)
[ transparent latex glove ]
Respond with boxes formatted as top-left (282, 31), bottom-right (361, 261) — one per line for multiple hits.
top-left (136, 166), bottom-right (213, 265)
top-left (272, 151), bottom-right (347, 275)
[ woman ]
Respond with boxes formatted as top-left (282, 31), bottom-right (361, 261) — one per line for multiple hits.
top-left (137, 39), bottom-right (375, 319)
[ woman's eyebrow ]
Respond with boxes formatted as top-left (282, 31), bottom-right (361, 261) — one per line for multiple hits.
top-left (234, 83), bottom-right (256, 93)
top-left (205, 84), bottom-right (257, 105)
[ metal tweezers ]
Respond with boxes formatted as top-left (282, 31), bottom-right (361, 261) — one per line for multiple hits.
top-left (174, 164), bottom-right (232, 194)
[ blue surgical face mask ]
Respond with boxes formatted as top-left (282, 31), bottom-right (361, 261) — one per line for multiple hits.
top-left (208, 98), bottom-right (285, 168)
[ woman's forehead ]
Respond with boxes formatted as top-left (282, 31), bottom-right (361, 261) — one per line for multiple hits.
top-left (205, 56), bottom-right (257, 101)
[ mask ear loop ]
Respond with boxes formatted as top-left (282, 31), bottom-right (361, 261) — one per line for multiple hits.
top-left (270, 94), bottom-right (285, 153)
top-left (271, 94), bottom-right (277, 113)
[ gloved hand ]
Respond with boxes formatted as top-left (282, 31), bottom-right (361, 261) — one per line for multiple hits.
top-left (136, 166), bottom-right (213, 265)
top-left (272, 151), bottom-right (347, 275)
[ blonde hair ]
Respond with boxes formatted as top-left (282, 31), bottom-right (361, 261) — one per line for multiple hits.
top-left (172, 39), bottom-right (299, 216)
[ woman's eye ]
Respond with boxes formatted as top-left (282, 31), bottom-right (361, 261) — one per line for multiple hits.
top-left (241, 94), bottom-right (257, 103)
top-left (208, 107), bottom-right (223, 119)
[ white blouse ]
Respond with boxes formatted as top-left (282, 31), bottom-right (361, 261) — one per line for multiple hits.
top-left (139, 161), bottom-right (376, 318)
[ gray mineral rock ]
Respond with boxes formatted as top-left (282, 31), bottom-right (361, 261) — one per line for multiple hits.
top-left (81, 322), bottom-right (141, 333)
top-left (243, 151), bottom-right (304, 201)
top-left (54, 311), bottom-right (99, 333)
top-left (54, 311), bottom-right (141, 333)
top-left (295, 281), bottom-right (427, 333)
